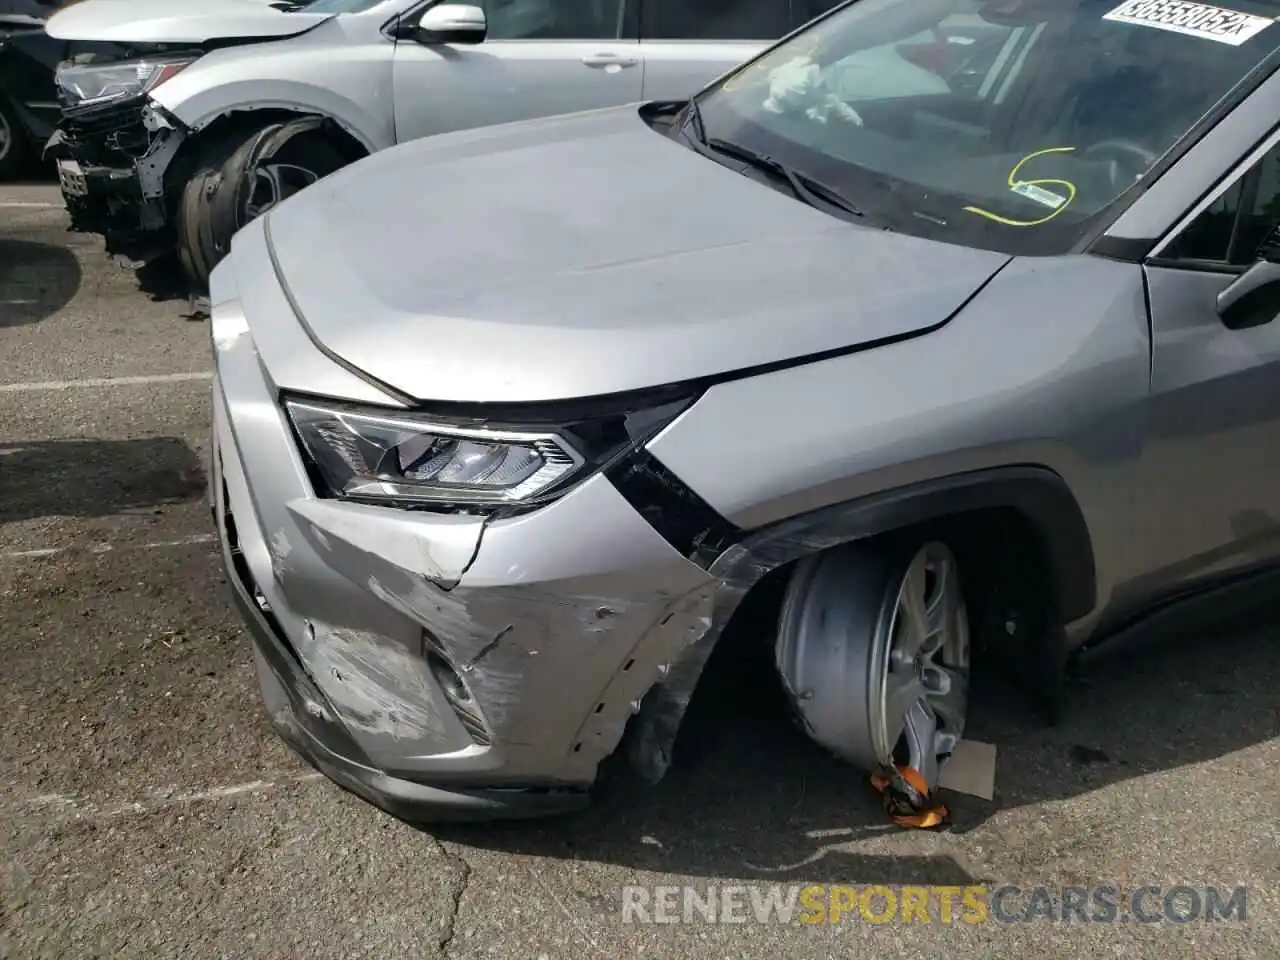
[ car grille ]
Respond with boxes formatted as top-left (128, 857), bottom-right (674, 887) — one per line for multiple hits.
top-left (61, 100), bottom-right (150, 160)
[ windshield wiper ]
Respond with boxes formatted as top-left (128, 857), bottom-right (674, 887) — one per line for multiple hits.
top-left (679, 96), bottom-right (708, 146)
top-left (704, 136), bottom-right (863, 222)
top-left (677, 97), bottom-right (862, 221)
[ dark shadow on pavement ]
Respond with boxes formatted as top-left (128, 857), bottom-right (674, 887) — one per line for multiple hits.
top-left (2, 160), bottom-right (57, 184)
top-left (432, 591), bottom-right (1280, 886)
top-left (0, 438), bottom-right (206, 523)
top-left (133, 251), bottom-right (194, 305)
top-left (0, 238), bottom-right (80, 327)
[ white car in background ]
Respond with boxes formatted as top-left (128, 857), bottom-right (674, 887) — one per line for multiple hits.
top-left (42, 0), bottom-right (1012, 293)
top-left (41, 0), bottom-right (834, 290)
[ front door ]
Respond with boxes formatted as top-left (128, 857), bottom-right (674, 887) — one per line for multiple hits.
top-left (1139, 131), bottom-right (1280, 593)
top-left (392, 0), bottom-right (643, 142)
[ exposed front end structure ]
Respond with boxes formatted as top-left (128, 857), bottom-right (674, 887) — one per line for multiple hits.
top-left (50, 92), bottom-right (187, 262)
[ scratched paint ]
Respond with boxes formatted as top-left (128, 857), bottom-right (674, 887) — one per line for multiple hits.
top-left (298, 625), bottom-right (448, 741)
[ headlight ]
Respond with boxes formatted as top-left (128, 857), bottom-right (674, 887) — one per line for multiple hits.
top-left (284, 392), bottom-right (694, 509)
top-left (56, 56), bottom-right (198, 109)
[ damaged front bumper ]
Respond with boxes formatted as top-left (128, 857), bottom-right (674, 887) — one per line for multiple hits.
top-left (210, 294), bottom-right (719, 822)
top-left (48, 98), bottom-right (184, 262)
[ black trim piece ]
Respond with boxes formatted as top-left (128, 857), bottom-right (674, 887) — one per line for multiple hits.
top-left (282, 380), bottom-right (702, 427)
top-left (1144, 256), bottom-right (1243, 276)
top-left (1226, 159), bottom-right (1263, 266)
top-left (262, 214), bottom-right (418, 407)
top-left (1088, 235), bottom-right (1157, 264)
top-left (716, 465), bottom-right (1098, 624)
top-left (1077, 558), bottom-right (1280, 668)
top-left (606, 450), bottom-right (741, 568)
top-left (620, 0), bottom-right (640, 40)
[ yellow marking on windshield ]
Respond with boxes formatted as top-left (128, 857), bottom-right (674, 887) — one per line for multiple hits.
top-left (962, 146), bottom-right (1078, 226)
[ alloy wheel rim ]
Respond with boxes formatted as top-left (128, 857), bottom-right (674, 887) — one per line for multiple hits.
top-left (872, 542), bottom-right (970, 788)
top-left (0, 111), bottom-right (12, 162)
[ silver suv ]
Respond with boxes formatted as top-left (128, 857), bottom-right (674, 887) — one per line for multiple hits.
top-left (210, 0), bottom-right (1280, 822)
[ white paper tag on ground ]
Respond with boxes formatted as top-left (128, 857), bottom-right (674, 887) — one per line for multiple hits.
top-left (938, 740), bottom-right (997, 800)
top-left (1102, 0), bottom-right (1274, 47)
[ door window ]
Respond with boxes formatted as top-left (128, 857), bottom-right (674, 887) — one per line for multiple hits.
top-left (643, 0), bottom-right (790, 41)
top-left (1161, 141), bottom-right (1280, 267)
top-left (478, 0), bottom-right (628, 40)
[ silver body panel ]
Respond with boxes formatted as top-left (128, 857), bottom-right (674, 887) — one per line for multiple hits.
top-left (262, 105), bottom-right (1010, 402)
top-left (206, 16), bottom-right (1280, 818)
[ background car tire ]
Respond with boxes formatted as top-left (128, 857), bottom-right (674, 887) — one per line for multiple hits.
top-left (0, 98), bottom-right (29, 181)
top-left (175, 117), bottom-right (353, 292)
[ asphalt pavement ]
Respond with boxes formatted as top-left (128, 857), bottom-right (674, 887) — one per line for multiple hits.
top-left (1, 180), bottom-right (1277, 959)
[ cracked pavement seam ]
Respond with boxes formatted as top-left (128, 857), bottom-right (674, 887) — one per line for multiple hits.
top-left (435, 838), bottom-right (473, 956)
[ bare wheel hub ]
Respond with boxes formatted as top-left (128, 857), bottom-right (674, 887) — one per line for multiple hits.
top-left (775, 540), bottom-right (971, 792)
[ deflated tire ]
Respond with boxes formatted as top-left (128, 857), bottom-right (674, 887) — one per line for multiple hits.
top-left (176, 117), bottom-right (352, 292)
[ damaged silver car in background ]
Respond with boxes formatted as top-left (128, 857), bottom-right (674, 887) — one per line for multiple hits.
top-left (42, 0), bottom-right (855, 294)
top-left (211, 0), bottom-right (1280, 823)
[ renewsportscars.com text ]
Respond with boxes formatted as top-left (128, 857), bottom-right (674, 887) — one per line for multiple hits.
top-left (620, 884), bottom-right (1248, 925)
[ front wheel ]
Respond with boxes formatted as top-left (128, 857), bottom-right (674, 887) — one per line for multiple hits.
top-left (775, 540), bottom-right (971, 792)
top-left (176, 118), bottom-right (353, 292)
top-left (0, 99), bottom-right (29, 181)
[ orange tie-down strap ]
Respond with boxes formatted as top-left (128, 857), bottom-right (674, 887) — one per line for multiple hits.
top-left (870, 765), bottom-right (950, 829)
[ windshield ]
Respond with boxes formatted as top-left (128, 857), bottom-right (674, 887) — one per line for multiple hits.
top-left (693, 0), bottom-right (1280, 254)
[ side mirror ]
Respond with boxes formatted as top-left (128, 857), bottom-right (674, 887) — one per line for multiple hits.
top-left (1216, 256), bottom-right (1280, 330)
top-left (407, 4), bottom-right (486, 45)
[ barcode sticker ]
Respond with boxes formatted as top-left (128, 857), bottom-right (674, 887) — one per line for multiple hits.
top-left (1103, 0), bottom-right (1275, 46)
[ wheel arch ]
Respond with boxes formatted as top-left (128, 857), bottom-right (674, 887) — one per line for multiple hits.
top-left (619, 464), bottom-right (1097, 784)
top-left (164, 103), bottom-right (374, 191)
top-left (157, 79), bottom-right (392, 156)
top-left (163, 106), bottom-right (374, 291)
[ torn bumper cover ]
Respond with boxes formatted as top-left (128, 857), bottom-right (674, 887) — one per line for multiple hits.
top-left (210, 305), bottom-right (719, 822)
top-left (49, 98), bottom-right (184, 261)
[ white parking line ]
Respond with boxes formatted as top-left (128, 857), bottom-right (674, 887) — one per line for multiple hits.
top-left (0, 372), bottom-right (213, 393)
top-left (0, 200), bottom-right (62, 209)
top-left (26, 772), bottom-right (327, 821)
top-left (2, 534), bottom-right (216, 560)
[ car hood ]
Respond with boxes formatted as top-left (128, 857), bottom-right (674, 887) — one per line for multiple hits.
top-left (258, 105), bottom-right (1012, 404)
top-left (45, 0), bottom-right (330, 44)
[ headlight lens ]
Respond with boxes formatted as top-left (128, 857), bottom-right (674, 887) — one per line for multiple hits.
top-left (284, 392), bottom-right (693, 509)
top-left (56, 56), bottom-right (197, 108)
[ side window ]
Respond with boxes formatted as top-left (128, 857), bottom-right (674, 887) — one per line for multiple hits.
top-left (479, 0), bottom-right (627, 41)
top-left (644, 0), bottom-right (790, 41)
top-left (1164, 145), bottom-right (1280, 266)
